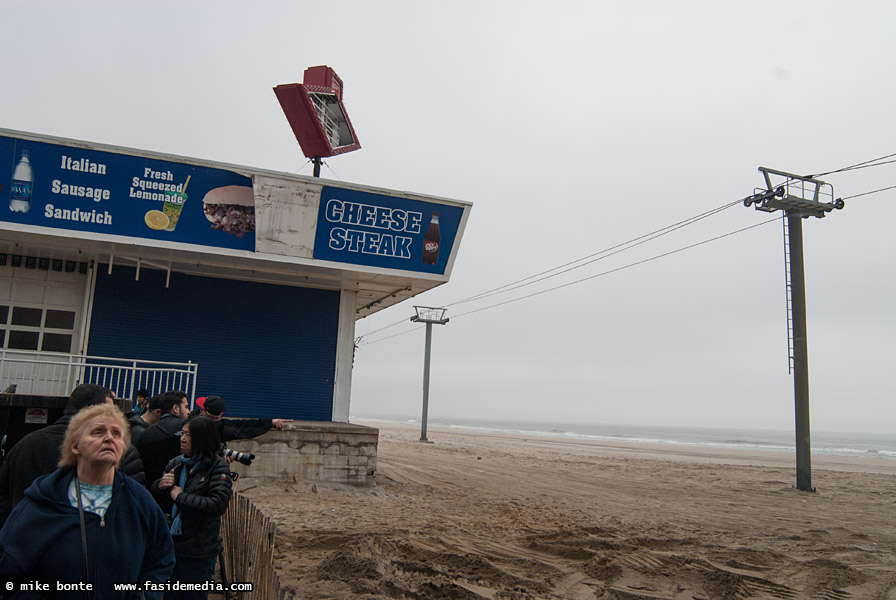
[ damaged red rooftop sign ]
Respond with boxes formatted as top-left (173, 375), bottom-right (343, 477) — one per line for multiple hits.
top-left (274, 66), bottom-right (361, 159)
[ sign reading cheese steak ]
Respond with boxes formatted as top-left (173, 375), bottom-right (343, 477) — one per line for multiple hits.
top-left (313, 186), bottom-right (463, 275)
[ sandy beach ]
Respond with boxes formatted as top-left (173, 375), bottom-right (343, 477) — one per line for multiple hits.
top-left (240, 422), bottom-right (896, 599)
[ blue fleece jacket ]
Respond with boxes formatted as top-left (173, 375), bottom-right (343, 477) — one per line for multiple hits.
top-left (0, 467), bottom-right (174, 599)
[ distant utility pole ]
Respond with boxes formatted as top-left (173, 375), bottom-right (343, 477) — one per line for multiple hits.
top-left (744, 167), bottom-right (845, 492)
top-left (410, 306), bottom-right (449, 443)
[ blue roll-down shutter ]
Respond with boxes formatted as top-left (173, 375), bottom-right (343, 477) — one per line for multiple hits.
top-left (88, 265), bottom-right (339, 420)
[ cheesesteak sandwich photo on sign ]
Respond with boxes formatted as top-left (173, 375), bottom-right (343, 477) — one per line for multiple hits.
top-left (202, 185), bottom-right (255, 239)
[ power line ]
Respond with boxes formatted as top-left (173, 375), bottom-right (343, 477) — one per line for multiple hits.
top-left (358, 315), bottom-right (413, 339)
top-left (451, 200), bottom-right (744, 306)
top-left (356, 197), bottom-right (746, 342)
top-left (448, 198), bottom-right (744, 307)
top-left (824, 158), bottom-right (896, 175)
top-left (358, 216), bottom-right (779, 345)
top-left (450, 217), bottom-right (779, 320)
top-left (839, 184), bottom-right (896, 201)
top-left (358, 325), bottom-right (421, 346)
top-left (805, 152), bottom-right (896, 178)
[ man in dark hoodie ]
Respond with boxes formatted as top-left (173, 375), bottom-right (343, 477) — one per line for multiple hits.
top-left (0, 383), bottom-right (146, 527)
top-left (129, 393), bottom-right (163, 445)
top-left (135, 390), bottom-right (191, 486)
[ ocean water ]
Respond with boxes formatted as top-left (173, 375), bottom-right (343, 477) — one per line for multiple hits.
top-left (353, 415), bottom-right (896, 460)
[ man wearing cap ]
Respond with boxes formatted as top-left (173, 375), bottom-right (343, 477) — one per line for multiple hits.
top-left (133, 388), bottom-right (150, 415)
top-left (195, 395), bottom-right (289, 442)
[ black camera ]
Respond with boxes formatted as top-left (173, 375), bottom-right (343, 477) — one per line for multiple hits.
top-left (223, 447), bottom-right (255, 466)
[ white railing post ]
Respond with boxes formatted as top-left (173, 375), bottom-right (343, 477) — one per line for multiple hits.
top-left (189, 362), bottom-right (198, 404)
top-left (66, 354), bottom-right (73, 395)
top-left (128, 360), bottom-right (137, 402)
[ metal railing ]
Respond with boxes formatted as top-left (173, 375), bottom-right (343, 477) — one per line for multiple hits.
top-left (0, 349), bottom-right (198, 402)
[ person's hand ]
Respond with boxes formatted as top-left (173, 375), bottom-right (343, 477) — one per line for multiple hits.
top-left (272, 419), bottom-right (292, 430)
top-left (170, 485), bottom-right (183, 501)
top-left (158, 469), bottom-right (175, 490)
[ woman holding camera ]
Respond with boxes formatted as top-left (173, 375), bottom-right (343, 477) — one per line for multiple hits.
top-left (152, 415), bottom-right (232, 599)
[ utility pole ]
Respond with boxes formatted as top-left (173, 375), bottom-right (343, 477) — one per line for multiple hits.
top-left (744, 167), bottom-right (845, 492)
top-left (410, 306), bottom-right (449, 443)
top-left (787, 213), bottom-right (812, 491)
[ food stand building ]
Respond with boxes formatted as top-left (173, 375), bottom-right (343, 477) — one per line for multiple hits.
top-left (0, 128), bottom-right (471, 483)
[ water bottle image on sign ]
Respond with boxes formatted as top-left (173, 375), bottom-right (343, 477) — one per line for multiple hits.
top-left (422, 211), bottom-right (440, 264)
top-left (10, 149), bottom-right (33, 213)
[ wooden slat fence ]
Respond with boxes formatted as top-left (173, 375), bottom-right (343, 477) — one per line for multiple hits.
top-left (219, 492), bottom-right (283, 599)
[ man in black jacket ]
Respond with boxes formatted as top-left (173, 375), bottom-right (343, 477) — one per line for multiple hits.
top-left (0, 383), bottom-right (146, 526)
top-left (129, 394), bottom-right (163, 445)
top-left (136, 390), bottom-right (191, 487)
top-left (195, 395), bottom-right (290, 442)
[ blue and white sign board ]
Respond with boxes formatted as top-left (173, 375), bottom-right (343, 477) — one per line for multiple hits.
top-left (0, 129), bottom-right (471, 285)
top-left (1, 134), bottom-right (255, 251)
top-left (313, 186), bottom-right (464, 275)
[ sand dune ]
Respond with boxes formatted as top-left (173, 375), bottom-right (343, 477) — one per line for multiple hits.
top-left (240, 422), bottom-right (896, 599)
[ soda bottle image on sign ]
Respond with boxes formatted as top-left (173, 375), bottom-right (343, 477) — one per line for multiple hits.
top-left (9, 150), bottom-right (34, 213)
top-left (422, 211), bottom-right (440, 265)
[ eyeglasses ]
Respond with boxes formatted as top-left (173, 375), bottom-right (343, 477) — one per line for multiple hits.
top-left (177, 431), bottom-right (191, 438)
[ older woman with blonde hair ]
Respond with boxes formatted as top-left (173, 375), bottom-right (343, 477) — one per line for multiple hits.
top-left (0, 403), bottom-right (174, 598)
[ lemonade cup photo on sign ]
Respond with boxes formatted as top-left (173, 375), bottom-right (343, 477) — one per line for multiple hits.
top-left (162, 190), bottom-right (188, 231)
top-left (142, 174), bottom-right (190, 233)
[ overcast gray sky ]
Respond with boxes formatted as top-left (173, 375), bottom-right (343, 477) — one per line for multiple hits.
top-left (3, 1), bottom-right (894, 433)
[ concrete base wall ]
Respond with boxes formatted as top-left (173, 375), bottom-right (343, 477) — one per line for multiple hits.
top-left (226, 420), bottom-right (378, 487)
